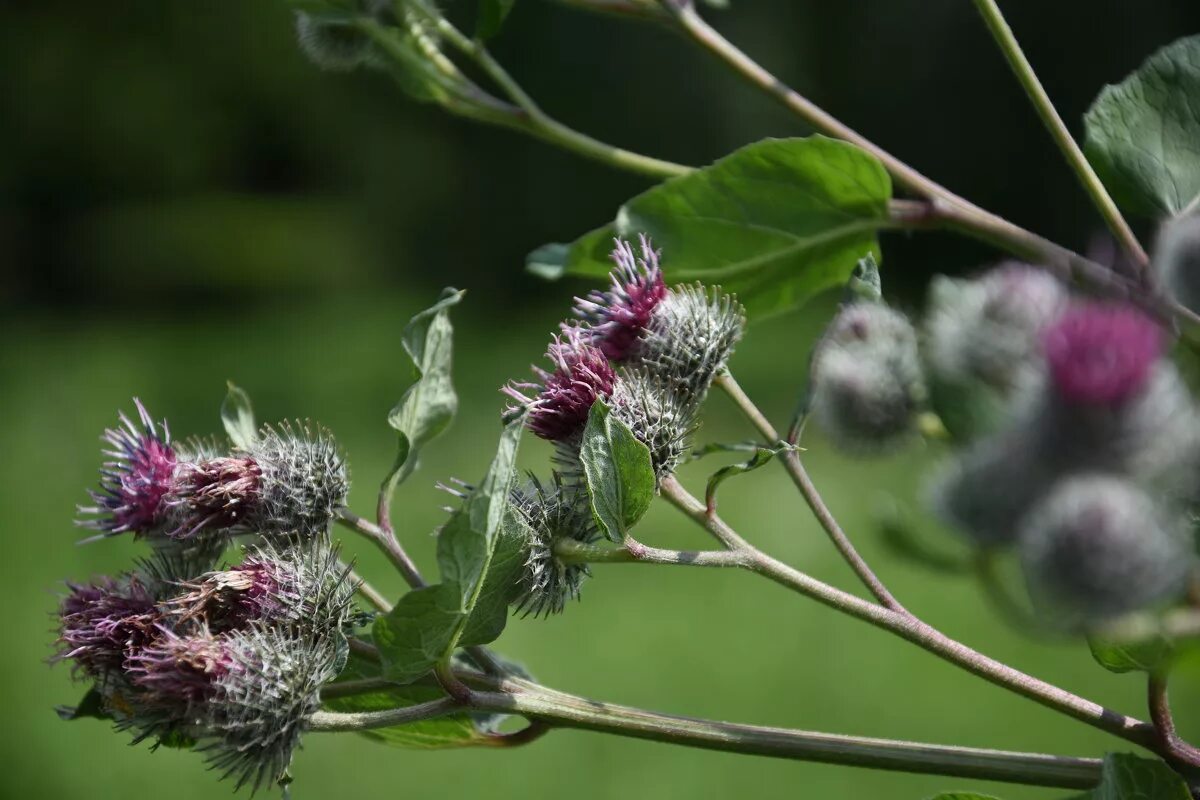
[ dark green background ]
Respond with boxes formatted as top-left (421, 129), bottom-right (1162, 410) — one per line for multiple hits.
top-left (3, 2), bottom-right (1199, 798)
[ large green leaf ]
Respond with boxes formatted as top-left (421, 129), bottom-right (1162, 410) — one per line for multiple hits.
top-left (383, 288), bottom-right (463, 495)
top-left (476, 0), bottom-right (515, 39)
top-left (1084, 35), bottom-right (1200, 219)
top-left (220, 381), bottom-right (257, 449)
top-left (580, 400), bottom-right (656, 542)
top-left (1085, 753), bottom-right (1191, 799)
top-left (374, 418), bottom-right (524, 682)
top-left (528, 136), bottom-right (892, 320)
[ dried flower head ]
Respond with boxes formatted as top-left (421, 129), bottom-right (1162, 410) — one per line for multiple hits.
top-left (77, 399), bottom-right (178, 537)
top-left (56, 576), bottom-right (159, 678)
top-left (573, 235), bottom-right (668, 362)
top-left (610, 368), bottom-right (697, 480)
top-left (504, 328), bottom-right (617, 442)
top-left (810, 303), bottom-right (925, 453)
top-left (294, 12), bottom-right (372, 72)
top-left (1153, 212), bottom-right (1200, 314)
top-left (510, 476), bottom-right (599, 617)
top-left (1019, 475), bottom-right (1193, 625)
top-left (636, 284), bottom-right (745, 402)
top-left (1043, 302), bottom-right (1164, 407)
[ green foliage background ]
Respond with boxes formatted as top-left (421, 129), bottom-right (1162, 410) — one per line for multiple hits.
top-left (3, 1), bottom-right (1200, 798)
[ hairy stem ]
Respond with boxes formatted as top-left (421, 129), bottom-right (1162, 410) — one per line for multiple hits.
top-left (1149, 675), bottom-right (1200, 769)
top-left (336, 507), bottom-right (426, 590)
top-left (969, 0), bottom-right (1147, 270)
top-left (340, 561), bottom-right (394, 613)
top-left (310, 681), bottom-right (1103, 789)
top-left (553, 537), bottom-right (746, 567)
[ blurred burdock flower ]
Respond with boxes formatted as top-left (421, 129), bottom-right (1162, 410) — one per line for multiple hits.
top-left (169, 539), bottom-right (357, 636)
top-left (77, 399), bottom-right (178, 538)
top-left (810, 303), bottom-right (925, 454)
top-left (1019, 474), bottom-right (1193, 625)
top-left (573, 235), bottom-right (668, 362)
top-left (172, 422), bottom-right (348, 540)
top-left (294, 11), bottom-right (373, 72)
top-left (510, 476), bottom-right (599, 617)
top-left (56, 576), bottom-right (159, 678)
top-left (636, 283), bottom-right (745, 401)
top-left (1043, 302), bottom-right (1163, 407)
top-left (503, 327), bottom-right (617, 442)
top-left (610, 368), bottom-right (697, 480)
top-left (1153, 211), bottom-right (1200, 314)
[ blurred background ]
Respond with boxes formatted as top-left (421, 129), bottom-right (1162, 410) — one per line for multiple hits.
top-left (4, 1), bottom-right (1200, 797)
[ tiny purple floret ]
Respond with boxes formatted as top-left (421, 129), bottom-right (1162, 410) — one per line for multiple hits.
top-left (170, 456), bottom-right (263, 539)
top-left (573, 234), bottom-right (668, 362)
top-left (125, 629), bottom-right (237, 709)
top-left (56, 578), bottom-right (159, 676)
top-left (1043, 303), bottom-right (1164, 406)
top-left (503, 328), bottom-right (617, 441)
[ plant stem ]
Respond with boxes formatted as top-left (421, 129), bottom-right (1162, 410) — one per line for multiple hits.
top-left (340, 561), bottom-right (394, 613)
top-left (969, 0), bottom-right (1147, 270)
top-left (1149, 675), bottom-right (1200, 768)
top-left (655, 476), bottom-right (1160, 750)
top-left (309, 682), bottom-right (1103, 789)
top-left (712, 373), bottom-right (904, 610)
top-left (553, 537), bottom-right (746, 567)
top-left (336, 507), bottom-right (426, 590)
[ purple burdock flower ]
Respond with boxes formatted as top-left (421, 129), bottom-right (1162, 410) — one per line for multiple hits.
top-left (126, 629), bottom-right (238, 710)
top-left (170, 456), bottom-right (263, 539)
top-left (573, 235), bottom-right (667, 362)
top-left (56, 577), bottom-right (159, 677)
top-left (170, 557), bottom-right (285, 633)
top-left (503, 328), bottom-right (617, 441)
top-left (77, 399), bottom-right (178, 537)
top-left (1043, 303), bottom-right (1164, 406)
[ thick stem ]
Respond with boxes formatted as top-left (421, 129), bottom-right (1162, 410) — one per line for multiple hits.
top-left (969, 0), bottom-right (1147, 270)
top-left (337, 507), bottom-right (427, 590)
top-left (713, 373), bottom-right (904, 610)
top-left (310, 683), bottom-right (1103, 790)
top-left (1149, 675), bottom-right (1200, 769)
top-left (553, 537), bottom-right (746, 567)
top-left (657, 476), bottom-right (1159, 750)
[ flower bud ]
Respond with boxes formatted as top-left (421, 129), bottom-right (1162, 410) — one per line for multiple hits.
top-left (77, 400), bottom-right (178, 537)
top-left (636, 283), bottom-right (745, 402)
top-left (503, 327), bottom-right (617, 443)
top-left (1153, 212), bottom-right (1200, 313)
top-left (610, 368), bottom-right (697, 480)
top-left (294, 12), bottom-right (372, 72)
top-left (1019, 475), bottom-right (1193, 625)
top-left (810, 303), bottom-right (924, 453)
top-left (1043, 302), bottom-right (1163, 407)
top-left (510, 476), bottom-right (598, 617)
top-left (573, 235), bottom-right (667, 362)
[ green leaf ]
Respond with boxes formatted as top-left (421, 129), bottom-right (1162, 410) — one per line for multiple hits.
top-left (1084, 35), bottom-right (1200, 219)
top-left (476, 0), bottom-right (515, 40)
top-left (1088, 632), bottom-right (1174, 675)
top-left (1085, 753), bottom-right (1191, 799)
top-left (529, 136), bottom-right (892, 320)
top-left (705, 445), bottom-right (795, 513)
top-left (372, 584), bottom-right (463, 684)
top-left (458, 510), bottom-right (533, 647)
top-left (383, 288), bottom-right (463, 494)
top-left (580, 400), bottom-right (656, 542)
top-left (220, 381), bottom-right (257, 449)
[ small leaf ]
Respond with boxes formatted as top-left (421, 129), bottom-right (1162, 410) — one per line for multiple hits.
top-left (221, 381), bottom-right (257, 449)
top-left (383, 288), bottom-right (464, 494)
top-left (688, 440), bottom-right (762, 461)
top-left (476, 0), bottom-right (515, 40)
top-left (1084, 35), bottom-right (1200, 219)
top-left (580, 400), bottom-right (656, 542)
top-left (1086, 753), bottom-right (1191, 799)
top-left (55, 688), bottom-right (109, 722)
top-left (373, 584), bottom-right (463, 684)
top-left (529, 136), bottom-right (892, 320)
top-left (705, 445), bottom-right (794, 513)
top-left (1088, 632), bottom-right (1174, 675)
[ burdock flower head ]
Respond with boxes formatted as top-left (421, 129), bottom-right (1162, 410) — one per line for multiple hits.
top-left (1019, 474), bottom-right (1193, 625)
top-left (573, 235), bottom-right (668, 362)
top-left (56, 576), bottom-right (159, 678)
top-left (172, 422), bottom-right (348, 540)
top-left (610, 369), bottom-right (697, 480)
top-left (78, 399), bottom-right (179, 538)
top-left (503, 327), bottom-right (617, 442)
top-left (1043, 302), bottom-right (1164, 408)
top-left (810, 303), bottom-right (925, 453)
top-left (510, 476), bottom-right (599, 617)
top-left (126, 628), bottom-right (236, 711)
top-left (636, 283), bottom-right (745, 402)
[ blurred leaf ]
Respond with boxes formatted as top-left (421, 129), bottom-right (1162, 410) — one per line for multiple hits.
top-left (530, 136), bottom-right (892, 320)
top-left (220, 381), bottom-right (257, 449)
top-left (925, 794), bottom-right (1004, 800)
top-left (876, 498), bottom-right (972, 575)
top-left (383, 288), bottom-right (464, 495)
top-left (1088, 632), bottom-right (1174, 674)
top-left (375, 418), bottom-right (524, 682)
top-left (1084, 35), bottom-right (1200, 219)
top-left (580, 400), bottom-right (655, 542)
top-left (1084, 753), bottom-right (1191, 799)
top-left (476, 0), bottom-right (515, 39)
top-left (705, 445), bottom-right (794, 512)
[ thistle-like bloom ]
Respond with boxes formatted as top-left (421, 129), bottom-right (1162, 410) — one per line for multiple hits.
top-left (294, 12), bottom-right (372, 72)
top-left (1019, 475), bottom-right (1193, 625)
top-left (503, 328), bottom-right (617, 442)
top-left (172, 422), bottom-right (348, 540)
top-left (510, 476), bottom-right (599, 617)
top-left (169, 539), bottom-right (356, 636)
top-left (636, 284), bottom-right (745, 402)
top-left (126, 628), bottom-right (236, 710)
top-left (810, 303), bottom-right (925, 454)
top-left (610, 368), bottom-right (697, 480)
top-left (573, 235), bottom-right (668, 362)
top-left (78, 399), bottom-right (178, 537)
top-left (1153, 212), bottom-right (1200, 314)
top-left (1043, 303), bottom-right (1164, 407)
top-left (56, 577), bottom-right (159, 678)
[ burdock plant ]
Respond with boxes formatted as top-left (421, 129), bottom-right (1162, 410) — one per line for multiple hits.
top-left (51, 1), bottom-right (1200, 798)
